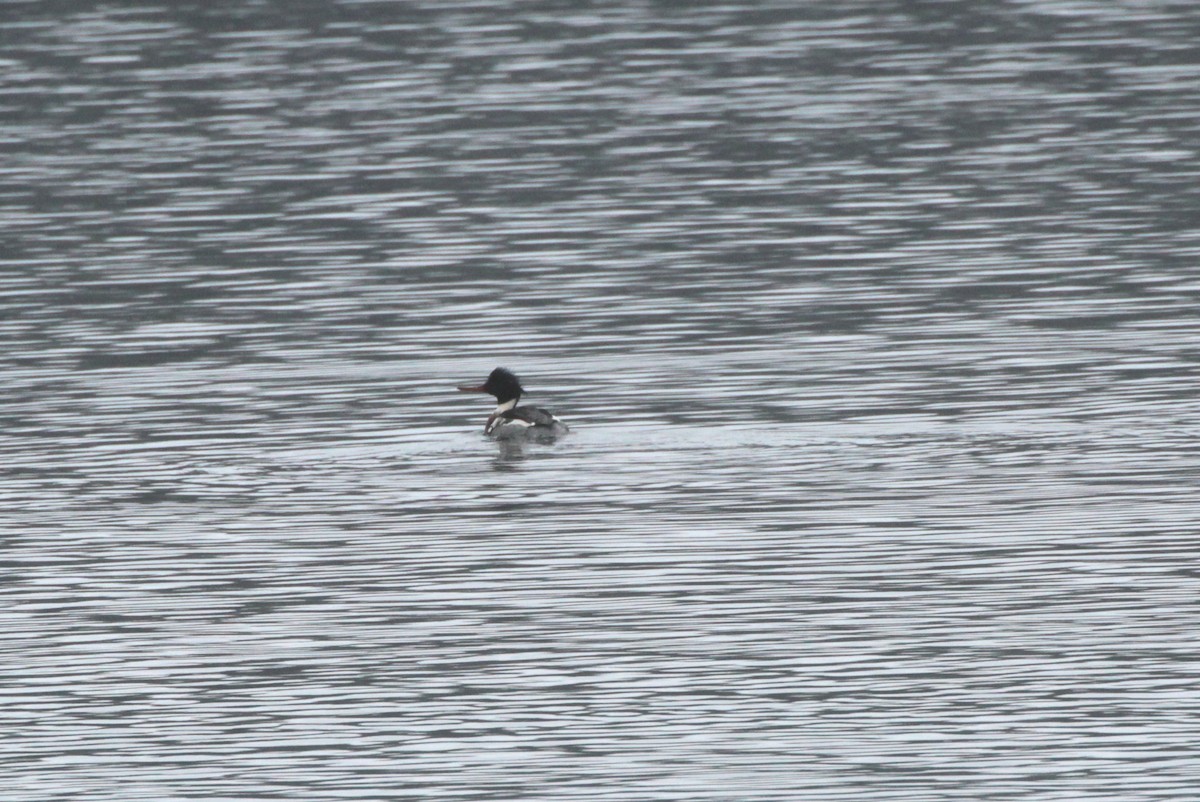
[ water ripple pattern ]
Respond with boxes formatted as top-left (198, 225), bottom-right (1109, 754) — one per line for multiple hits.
top-left (2, 2), bottom-right (1199, 800)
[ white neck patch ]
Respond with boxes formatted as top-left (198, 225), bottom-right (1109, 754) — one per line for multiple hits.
top-left (494, 398), bottom-right (517, 414)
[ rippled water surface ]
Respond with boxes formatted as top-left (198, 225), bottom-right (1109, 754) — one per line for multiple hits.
top-left (3, 1), bottom-right (1200, 799)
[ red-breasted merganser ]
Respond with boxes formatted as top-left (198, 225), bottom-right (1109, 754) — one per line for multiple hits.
top-left (457, 367), bottom-right (570, 441)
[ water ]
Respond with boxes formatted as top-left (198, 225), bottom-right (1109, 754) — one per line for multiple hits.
top-left (3, 1), bottom-right (1200, 799)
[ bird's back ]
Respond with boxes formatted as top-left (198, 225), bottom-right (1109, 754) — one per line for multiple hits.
top-left (487, 404), bottom-right (569, 440)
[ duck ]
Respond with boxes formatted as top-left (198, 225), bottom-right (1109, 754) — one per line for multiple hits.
top-left (457, 367), bottom-right (570, 441)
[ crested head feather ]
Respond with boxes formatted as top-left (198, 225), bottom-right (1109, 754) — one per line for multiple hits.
top-left (483, 367), bottom-right (524, 404)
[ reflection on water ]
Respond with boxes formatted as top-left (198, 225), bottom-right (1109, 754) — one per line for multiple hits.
top-left (2, 1), bottom-right (1200, 800)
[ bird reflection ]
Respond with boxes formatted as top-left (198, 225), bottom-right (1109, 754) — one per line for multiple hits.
top-left (491, 440), bottom-right (526, 471)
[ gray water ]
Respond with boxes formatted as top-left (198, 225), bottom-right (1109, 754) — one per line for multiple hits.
top-left (3, 1), bottom-right (1200, 799)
